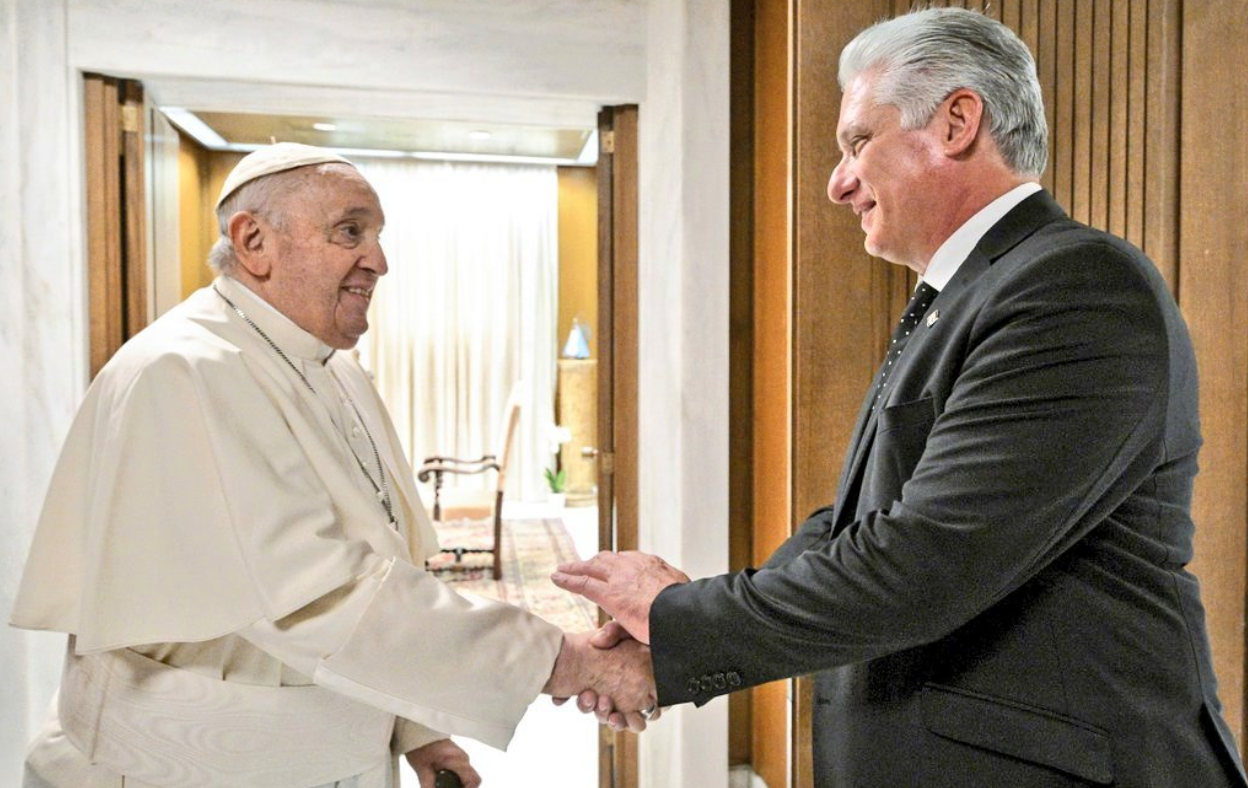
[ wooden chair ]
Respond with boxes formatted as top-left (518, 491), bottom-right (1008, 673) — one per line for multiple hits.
top-left (417, 384), bottom-right (522, 580)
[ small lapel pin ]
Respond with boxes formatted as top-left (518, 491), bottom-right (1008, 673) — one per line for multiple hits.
top-left (926, 309), bottom-right (940, 327)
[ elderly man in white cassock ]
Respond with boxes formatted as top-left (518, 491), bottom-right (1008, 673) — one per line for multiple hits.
top-left (11, 143), bottom-right (656, 788)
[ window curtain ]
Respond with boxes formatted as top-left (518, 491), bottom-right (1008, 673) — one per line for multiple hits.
top-left (354, 158), bottom-right (558, 502)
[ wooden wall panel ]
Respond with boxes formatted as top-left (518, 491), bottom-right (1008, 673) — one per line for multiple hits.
top-left (792, 2), bottom-right (890, 784)
top-left (745, 1), bottom-right (1248, 782)
top-left (1179, 0), bottom-right (1248, 749)
top-left (747, 0), bottom-right (795, 783)
top-left (729, 0), bottom-right (756, 770)
top-left (84, 74), bottom-right (146, 379)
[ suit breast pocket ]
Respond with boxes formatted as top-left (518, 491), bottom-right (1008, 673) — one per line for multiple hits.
top-left (863, 396), bottom-right (937, 507)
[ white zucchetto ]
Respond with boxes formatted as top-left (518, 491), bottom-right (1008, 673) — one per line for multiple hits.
top-left (216, 142), bottom-right (353, 208)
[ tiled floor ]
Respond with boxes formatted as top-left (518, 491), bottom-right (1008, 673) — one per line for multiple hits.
top-left (400, 501), bottom-right (600, 787)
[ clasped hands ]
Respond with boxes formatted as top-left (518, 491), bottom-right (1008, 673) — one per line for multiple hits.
top-left (543, 551), bottom-right (691, 732)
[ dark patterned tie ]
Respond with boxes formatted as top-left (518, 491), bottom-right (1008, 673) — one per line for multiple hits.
top-left (871, 281), bottom-right (939, 412)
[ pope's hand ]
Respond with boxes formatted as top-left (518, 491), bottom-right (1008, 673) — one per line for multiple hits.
top-left (543, 630), bottom-right (656, 731)
top-left (405, 739), bottom-right (480, 788)
top-left (551, 551), bottom-right (690, 644)
top-left (589, 621), bottom-right (664, 731)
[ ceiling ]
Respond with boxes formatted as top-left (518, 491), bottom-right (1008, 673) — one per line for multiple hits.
top-left (167, 108), bottom-right (597, 165)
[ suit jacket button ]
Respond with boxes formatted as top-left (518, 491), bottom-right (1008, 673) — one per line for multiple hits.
top-left (727, 671), bottom-right (742, 687)
top-left (687, 678), bottom-right (702, 696)
top-left (713, 672), bottom-right (727, 690)
top-left (700, 675), bottom-right (715, 693)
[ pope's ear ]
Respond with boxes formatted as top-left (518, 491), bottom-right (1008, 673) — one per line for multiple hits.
top-left (228, 211), bottom-right (272, 277)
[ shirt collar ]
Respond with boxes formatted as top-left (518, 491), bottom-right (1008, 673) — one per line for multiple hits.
top-left (215, 275), bottom-right (335, 363)
top-left (920, 182), bottom-right (1043, 292)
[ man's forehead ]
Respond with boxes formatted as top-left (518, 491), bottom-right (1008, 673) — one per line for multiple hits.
top-left (836, 76), bottom-right (895, 141)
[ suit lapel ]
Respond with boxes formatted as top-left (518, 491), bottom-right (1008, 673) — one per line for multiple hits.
top-left (829, 190), bottom-right (1068, 533)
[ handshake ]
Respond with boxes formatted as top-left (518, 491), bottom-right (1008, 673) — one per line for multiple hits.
top-left (540, 550), bottom-right (692, 732)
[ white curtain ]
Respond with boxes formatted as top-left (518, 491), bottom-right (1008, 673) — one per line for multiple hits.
top-left (355, 158), bottom-right (558, 502)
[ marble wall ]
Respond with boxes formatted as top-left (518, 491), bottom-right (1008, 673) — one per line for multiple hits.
top-left (0, 1), bottom-right (730, 785)
top-left (637, 0), bottom-right (731, 784)
top-left (1, 0), bottom-right (89, 780)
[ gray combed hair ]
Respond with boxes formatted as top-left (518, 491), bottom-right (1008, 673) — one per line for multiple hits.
top-left (206, 171), bottom-right (296, 274)
top-left (839, 6), bottom-right (1048, 178)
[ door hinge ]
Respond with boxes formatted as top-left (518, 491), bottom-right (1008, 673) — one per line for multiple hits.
top-left (601, 130), bottom-right (615, 154)
top-left (120, 105), bottom-right (141, 134)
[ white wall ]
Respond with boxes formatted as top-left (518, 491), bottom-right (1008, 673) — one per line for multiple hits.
top-left (637, 0), bottom-right (731, 785)
top-left (0, 1), bottom-right (730, 785)
top-left (1, 0), bottom-right (88, 779)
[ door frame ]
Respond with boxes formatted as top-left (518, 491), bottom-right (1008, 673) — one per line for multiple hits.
top-left (595, 103), bottom-right (641, 788)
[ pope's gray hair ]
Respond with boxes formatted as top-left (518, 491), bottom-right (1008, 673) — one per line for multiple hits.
top-left (207, 163), bottom-right (347, 274)
top-left (838, 6), bottom-right (1048, 178)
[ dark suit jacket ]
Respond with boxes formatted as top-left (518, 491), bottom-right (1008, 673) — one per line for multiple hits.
top-left (651, 191), bottom-right (1248, 786)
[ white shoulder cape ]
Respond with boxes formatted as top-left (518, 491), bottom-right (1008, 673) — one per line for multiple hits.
top-left (12, 281), bottom-right (441, 653)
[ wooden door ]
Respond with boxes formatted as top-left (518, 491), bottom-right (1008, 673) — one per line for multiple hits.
top-left (84, 73), bottom-right (148, 378)
top-left (595, 103), bottom-right (640, 788)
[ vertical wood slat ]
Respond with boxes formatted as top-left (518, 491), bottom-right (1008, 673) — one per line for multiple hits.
top-left (610, 107), bottom-right (640, 560)
top-left (1107, 0), bottom-right (1130, 238)
top-left (1089, 0), bottom-right (1112, 231)
top-left (612, 105), bottom-right (641, 788)
top-left (729, 0), bottom-right (755, 768)
top-left (746, 0), bottom-right (795, 782)
top-left (84, 74), bottom-right (123, 379)
top-left (1124, 0), bottom-right (1147, 250)
top-left (1019, 0), bottom-right (1039, 75)
top-left (593, 109), bottom-right (616, 788)
top-left (120, 80), bottom-right (147, 337)
top-left (1036, 0), bottom-right (1057, 194)
top-left (1144, 0), bottom-right (1181, 292)
top-left (1071, 1), bottom-right (1093, 223)
top-left (593, 104), bottom-right (640, 788)
top-left (1002, 0), bottom-right (1020, 31)
top-left (1053, 0), bottom-right (1076, 212)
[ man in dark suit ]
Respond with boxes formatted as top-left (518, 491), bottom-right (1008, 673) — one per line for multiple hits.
top-left (553, 7), bottom-right (1248, 786)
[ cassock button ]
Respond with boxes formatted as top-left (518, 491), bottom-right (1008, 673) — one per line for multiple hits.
top-left (687, 678), bottom-right (703, 696)
top-left (726, 671), bottom-right (742, 688)
top-left (700, 676), bottom-right (715, 693)
top-left (713, 672), bottom-right (727, 690)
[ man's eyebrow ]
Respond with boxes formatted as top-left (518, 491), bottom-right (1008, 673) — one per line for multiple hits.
top-left (837, 122), bottom-right (866, 147)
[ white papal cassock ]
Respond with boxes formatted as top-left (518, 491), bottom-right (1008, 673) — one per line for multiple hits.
top-left (12, 276), bottom-right (563, 788)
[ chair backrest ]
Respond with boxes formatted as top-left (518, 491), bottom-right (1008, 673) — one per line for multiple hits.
top-left (493, 381), bottom-right (523, 493)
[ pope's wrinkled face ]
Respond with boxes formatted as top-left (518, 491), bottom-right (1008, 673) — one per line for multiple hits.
top-left (827, 72), bottom-right (949, 272)
top-left (265, 165), bottom-right (387, 349)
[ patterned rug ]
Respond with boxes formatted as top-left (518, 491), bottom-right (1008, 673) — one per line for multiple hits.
top-left (426, 517), bottom-right (597, 633)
